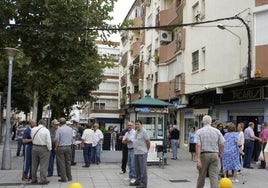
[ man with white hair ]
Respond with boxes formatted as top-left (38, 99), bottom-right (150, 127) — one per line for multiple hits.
top-left (170, 125), bottom-right (180, 160)
top-left (195, 115), bottom-right (225, 188)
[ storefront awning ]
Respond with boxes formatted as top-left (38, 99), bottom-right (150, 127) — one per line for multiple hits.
top-left (193, 108), bottom-right (209, 116)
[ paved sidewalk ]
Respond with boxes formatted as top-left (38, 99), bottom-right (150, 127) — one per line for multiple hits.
top-left (0, 140), bottom-right (268, 188)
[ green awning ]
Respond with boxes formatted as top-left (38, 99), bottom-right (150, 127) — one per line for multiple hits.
top-left (130, 89), bottom-right (172, 107)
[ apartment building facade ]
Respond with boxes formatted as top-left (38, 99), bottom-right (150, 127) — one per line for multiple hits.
top-left (79, 41), bottom-right (121, 130)
top-left (119, 0), bottom-right (268, 145)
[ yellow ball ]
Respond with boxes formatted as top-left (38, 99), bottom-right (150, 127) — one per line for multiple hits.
top-left (69, 182), bottom-right (83, 188)
top-left (219, 178), bottom-right (232, 188)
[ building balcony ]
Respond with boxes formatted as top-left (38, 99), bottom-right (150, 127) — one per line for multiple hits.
top-left (134, 16), bottom-right (143, 28)
top-left (159, 40), bottom-right (177, 63)
top-left (129, 62), bottom-right (144, 82)
top-left (131, 40), bottom-right (142, 58)
top-left (120, 74), bottom-right (127, 88)
top-left (130, 92), bottom-right (140, 102)
top-left (159, 1), bottom-right (183, 27)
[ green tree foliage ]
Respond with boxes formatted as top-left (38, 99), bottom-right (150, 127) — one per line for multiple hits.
top-left (0, 0), bottom-right (118, 119)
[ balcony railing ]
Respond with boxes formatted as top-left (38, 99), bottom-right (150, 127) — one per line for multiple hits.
top-left (159, 1), bottom-right (182, 27)
top-left (159, 40), bottom-right (177, 63)
top-left (131, 40), bottom-right (142, 58)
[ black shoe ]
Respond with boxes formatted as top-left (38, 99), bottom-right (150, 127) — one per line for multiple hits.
top-left (47, 174), bottom-right (52, 177)
top-left (39, 181), bottom-right (49, 185)
top-left (245, 166), bottom-right (253, 169)
top-left (120, 170), bottom-right (126, 174)
top-left (71, 162), bottom-right (76, 166)
top-left (82, 165), bottom-right (90, 167)
top-left (129, 181), bottom-right (140, 186)
top-left (58, 179), bottom-right (67, 182)
top-left (68, 178), bottom-right (72, 181)
top-left (31, 180), bottom-right (38, 184)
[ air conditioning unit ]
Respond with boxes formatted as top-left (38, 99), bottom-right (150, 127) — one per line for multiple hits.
top-left (160, 30), bottom-right (172, 42)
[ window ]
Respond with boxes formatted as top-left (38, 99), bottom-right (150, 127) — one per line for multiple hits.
top-left (134, 85), bottom-right (139, 93)
top-left (192, 50), bottom-right (199, 72)
top-left (94, 103), bottom-right (105, 110)
top-left (201, 0), bottom-right (206, 19)
top-left (175, 75), bottom-right (182, 91)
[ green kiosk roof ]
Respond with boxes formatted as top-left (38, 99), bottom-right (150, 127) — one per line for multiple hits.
top-left (130, 89), bottom-right (172, 107)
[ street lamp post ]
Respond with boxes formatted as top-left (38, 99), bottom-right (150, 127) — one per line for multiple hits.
top-left (1, 47), bottom-right (19, 170)
top-left (0, 92), bottom-right (3, 143)
top-left (217, 24), bottom-right (241, 45)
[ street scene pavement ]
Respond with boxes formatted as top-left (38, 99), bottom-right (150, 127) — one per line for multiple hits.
top-left (0, 140), bottom-right (268, 188)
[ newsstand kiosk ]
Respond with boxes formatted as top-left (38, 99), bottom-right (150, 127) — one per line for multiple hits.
top-left (127, 89), bottom-right (172, 164)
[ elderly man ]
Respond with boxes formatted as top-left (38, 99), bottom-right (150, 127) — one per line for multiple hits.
top-left (31, 119), bottom-right (51, 185)
top-left (47, 119), bottom-right (60, 177)
top-left (22, 119), bottom-right (37, 181)
top-left (55, 117), bottom-right (73, 182)
top-left (81, 124), bottom-right (94, 167)
top-left (243, 122), bottom-right (262, 169)
top-left (170, 125), bottom-right (180, 160)
top-left (122, 121), bottom-right (136, 184)
top-left (195, 115), bottom-right (225, 188)
top-left (91, 123), bottom-right (104, 164)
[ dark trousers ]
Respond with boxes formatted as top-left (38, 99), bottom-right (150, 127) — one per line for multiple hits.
top-left (135, 153), bottom-right (148, 187)
top-left (121, 146), bottom-right (128, 172)
top-left (22, 144), bottom-right (32, 179)
top-left (243, 139), bottom-right (254, 168)
top-left (83, 143), bottom-right (92, 165)
top-left (261, 142), bottom-right (267, 169)
top-left (71, 144), bottom-right (76, 164)
top-left (48, 148), bottom-right (60, 176)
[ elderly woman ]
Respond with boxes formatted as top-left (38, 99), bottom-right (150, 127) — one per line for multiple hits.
top-left (222, 123), bottom-right (241, 183)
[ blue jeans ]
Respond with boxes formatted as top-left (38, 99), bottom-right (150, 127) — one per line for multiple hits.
top-left (83, 143), bottom-right (92, 165)
top-left (16, 138), bottom-right (25, 156)
top-left (171, 139), bottom-right (179, 159)
top-left (128, 149), bottom-right (136, 179)
top-left (244, 139), bottom-right (254, 167)
top-left (48, 148), bottom-right (60, 176)
top-left (91, 143), bottom-right (101, 164)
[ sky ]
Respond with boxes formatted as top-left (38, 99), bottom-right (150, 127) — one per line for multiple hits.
top-left (109, 0), bottom-right (135, 42)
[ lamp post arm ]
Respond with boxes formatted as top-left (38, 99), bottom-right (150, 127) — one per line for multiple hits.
top-left (234, 16), bottom-right (251, 80)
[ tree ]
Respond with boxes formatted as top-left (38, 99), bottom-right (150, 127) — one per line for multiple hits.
top-left (0, 0), bottom-right (118, 120)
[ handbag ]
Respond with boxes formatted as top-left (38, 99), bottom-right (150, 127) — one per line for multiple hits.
top-left (258, 150), bottom-right (264, 161)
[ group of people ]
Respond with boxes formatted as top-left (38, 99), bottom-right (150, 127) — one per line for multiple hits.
top-left (119, 120), bottom-right (151, 188)
top-left (21, 118), bottom-right (78, 185)
top-left (194, 115), bottom-right (268, 188)
top-left (21, 118), bottom-right (106, 185)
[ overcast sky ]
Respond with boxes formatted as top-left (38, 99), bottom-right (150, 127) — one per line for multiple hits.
top-left (109, 0), bottom-right (135, 41)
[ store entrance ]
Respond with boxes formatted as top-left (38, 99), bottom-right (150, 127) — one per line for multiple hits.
top-left (237, 116), bottom-right (262, 161)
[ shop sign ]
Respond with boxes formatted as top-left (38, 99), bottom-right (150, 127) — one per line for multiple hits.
top-left (220, 87), bottom-right (262, 103)
top-left (135, 107), bottom-right (168, 113)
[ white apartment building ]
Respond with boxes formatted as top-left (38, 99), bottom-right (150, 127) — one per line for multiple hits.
top-left (119, 0), bottom-right (268, 151)
top-left (79, 41), bottom-right (121, 130)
